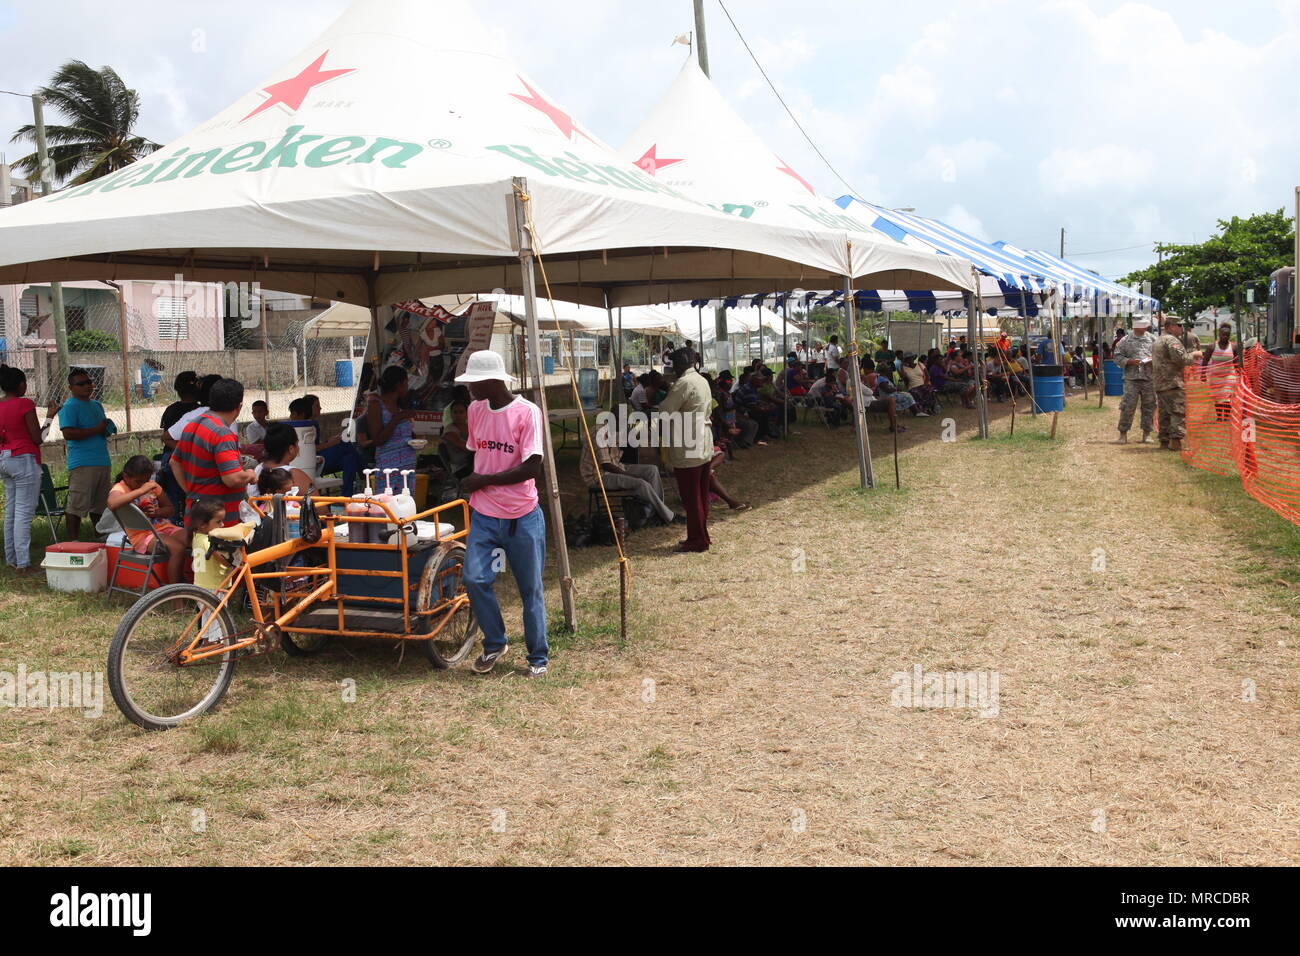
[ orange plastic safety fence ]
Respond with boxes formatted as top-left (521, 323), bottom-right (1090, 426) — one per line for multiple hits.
top-left (1182, 360), bottom-right (1237, 477)
top-left (1179, 346), bottom-right (1300, 526)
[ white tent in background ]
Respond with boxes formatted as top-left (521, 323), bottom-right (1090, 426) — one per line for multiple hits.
top-left (619, 58), bottom-right (975, 294)
top-left (482, 296), bottom-right (677, 336)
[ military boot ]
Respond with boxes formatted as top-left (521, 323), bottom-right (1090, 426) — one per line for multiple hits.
top-left (1168, 439), bottom-right (1182, 452)
top-left (1117, 431), bottom-right (1128, 444)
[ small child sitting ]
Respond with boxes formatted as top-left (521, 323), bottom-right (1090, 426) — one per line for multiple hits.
top-left (189, 500), bottom-right (232, 591)
top-left (107, 455), bottom-right (188, 583)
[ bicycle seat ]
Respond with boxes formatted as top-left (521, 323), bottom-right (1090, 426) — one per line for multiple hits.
top-left (207, 523), bottom-right (256, 555)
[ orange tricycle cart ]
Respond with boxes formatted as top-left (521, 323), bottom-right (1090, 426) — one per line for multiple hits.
top-left (107, 495), bottom-right (478, 730)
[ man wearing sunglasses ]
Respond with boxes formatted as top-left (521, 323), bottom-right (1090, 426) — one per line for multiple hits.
top-left (58, 368), bottom-right (116, 541)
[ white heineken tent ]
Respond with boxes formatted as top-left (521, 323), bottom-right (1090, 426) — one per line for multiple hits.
top-left (621, 56), bottom-right (979, 470)
top-left (3, 0), bottom-right (945, 626)
top-left (619, 58), bottom-right (975, 295)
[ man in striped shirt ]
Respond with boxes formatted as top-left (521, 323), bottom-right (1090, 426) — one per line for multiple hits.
top-left (170, 379), bottom-right (257, 526)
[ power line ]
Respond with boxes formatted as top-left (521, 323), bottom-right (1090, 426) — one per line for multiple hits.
top-left (1068, 243), bottom-right (1156, 258)
top-left (714, 0), bottom-right (869, 203)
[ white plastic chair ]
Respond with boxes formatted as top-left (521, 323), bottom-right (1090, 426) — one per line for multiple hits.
top-left (288, 425), bottom-right (343, 493)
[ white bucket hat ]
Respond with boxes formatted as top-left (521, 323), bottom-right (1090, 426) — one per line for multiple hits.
top-left (1132, 318), bottom-right (1152, 330)
top-left (455, 349), bottom-right (515, 385)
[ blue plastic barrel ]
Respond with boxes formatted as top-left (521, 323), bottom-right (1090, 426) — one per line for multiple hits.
top-left (1103, 360), bottom-right (1124, 397)
top-left (335, 360), bottom-right (355, 388)
top-left (1032, 366), bottom-right (1066, 414)
top-left (543, 356), bottom-right (555, 375)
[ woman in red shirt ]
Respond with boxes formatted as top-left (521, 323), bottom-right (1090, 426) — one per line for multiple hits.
top-left (0, 365), bottom-right (46, 572)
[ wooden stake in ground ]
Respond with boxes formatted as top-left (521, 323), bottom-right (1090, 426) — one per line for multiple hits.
top-left (893, 423), bottom-right (901, 490)
top-left (1051, 412), bottom-right (1060, 440)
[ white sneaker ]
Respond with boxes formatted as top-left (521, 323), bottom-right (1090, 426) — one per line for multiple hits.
top-left (914, 411), bottom-right (930, 418)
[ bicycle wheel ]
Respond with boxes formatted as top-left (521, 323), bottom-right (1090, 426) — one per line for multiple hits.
top-left (107, 584), bottom-right (238, 731)
top-left (417, 543), bottom-right (479, 669)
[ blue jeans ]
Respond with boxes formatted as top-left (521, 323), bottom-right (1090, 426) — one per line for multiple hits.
top-left (463, 506), bottom-right (549, 666)
top-left (0, 451), bottom-right (41, 568)
top-left (319, 441), bottom-right (364, 496)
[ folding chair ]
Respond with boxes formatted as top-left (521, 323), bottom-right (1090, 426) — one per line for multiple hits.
top-left (107, 503), bottom-right (169, 600)
top-left (587, 485), bottom-right (639, 521)
top-left (37, 465), bottom-right (67, 543)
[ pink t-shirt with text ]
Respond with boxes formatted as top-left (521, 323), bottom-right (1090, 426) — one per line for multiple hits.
top-left (465, 396), bottom-right (544, 519)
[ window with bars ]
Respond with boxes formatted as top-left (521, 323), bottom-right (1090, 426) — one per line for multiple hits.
top-left (156, 296), bottom-right (190, 340)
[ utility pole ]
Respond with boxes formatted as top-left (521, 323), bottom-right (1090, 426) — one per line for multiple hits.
top-left (1060, 228), bottom-right (1066, 259)
top-left (693, 0), bottom-right (710, 77)
top-left (32, 94), bottom-right (70, 390)
top-left (693, 0), bottom-right (727, 368)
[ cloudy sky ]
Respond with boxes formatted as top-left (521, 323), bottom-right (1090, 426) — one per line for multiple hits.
top-left (1, 0), bottom-right (1296, 281)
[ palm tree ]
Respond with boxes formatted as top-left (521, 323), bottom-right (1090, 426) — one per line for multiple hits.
top-left (10, 60), bottom-right (160, 187)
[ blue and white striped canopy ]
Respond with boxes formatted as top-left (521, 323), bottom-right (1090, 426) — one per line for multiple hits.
top-left (834, 196), bottom-right (1055, 293)
top-left (995, 243), bottom-right (1158, 310)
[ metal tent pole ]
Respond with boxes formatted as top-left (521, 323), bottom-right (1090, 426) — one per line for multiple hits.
top-left (103, 280), bottom-right (133, 433)
top-left (783, 298), bottom-right (790, 436)
top-left (973, 273), bottom-right (989, 438)
top-left (604, 291), bottom-right (618, 409)
top-left (844, 273), bottom-right (874, 489)
top-left (513, 178), bottom-right (577, 631)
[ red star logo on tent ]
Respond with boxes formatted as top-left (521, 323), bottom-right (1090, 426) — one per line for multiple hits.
top-left (511, 76), bottom-right (595, 143)
top-left (776, 157), bottom-right (816, 195)
top-left (635, 145), bottom-right (684, 177)
top-left (242, 51), bottom-right (356, 122)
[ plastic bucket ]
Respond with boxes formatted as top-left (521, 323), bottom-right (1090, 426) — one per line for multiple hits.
top-left (335, 360), bottom-right (355, 388)
top-left (1103, 361), bottom-right (1125, 397)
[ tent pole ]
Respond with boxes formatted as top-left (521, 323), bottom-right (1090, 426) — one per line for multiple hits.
top-left (973, 271), bottom-right (989, 438)
top-left (512, 178), bottom-right (577, 632)
top-left (604, 290), bottom-right (617, 410)
top-left (698, 304), bottom-right (704, 369)
top-left (105, 281), bottom-right (133, 434)
top-left (844, 272), bottom-right (874, 489)
top-left (261, 301), bottom-right (272, 407)
top-left (1023, 298), bottom-right (1037, 414)
top-left (782, 298), bottom-right (790, 437)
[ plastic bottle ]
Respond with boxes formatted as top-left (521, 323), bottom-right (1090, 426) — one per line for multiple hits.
top-left (285, 487), bottom-right (302, 538)
top-left (350, 469), bottom-right (380, 544)
top-left (369, 468), bottom-right (396, 542)
top-left (390, 469), bottom-right (418, 546)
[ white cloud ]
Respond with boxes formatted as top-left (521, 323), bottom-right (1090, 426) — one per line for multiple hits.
top-left (1038, 145), bottom-right (1157, 194)
top-left (939, 204), bottom-right (990, 242)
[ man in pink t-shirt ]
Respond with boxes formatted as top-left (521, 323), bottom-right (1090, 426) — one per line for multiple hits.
top-left (455, 350), bottom-right (549, 678)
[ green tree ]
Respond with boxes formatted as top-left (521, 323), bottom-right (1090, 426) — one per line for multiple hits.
top-left (1121, 210), bottom-right (1294, 317)
top-left (9, 60), bottom-right (160, 186)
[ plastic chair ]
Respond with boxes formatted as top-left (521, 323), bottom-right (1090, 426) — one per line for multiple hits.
top-left (288, 425), bottom-right (343, 493)
top-left (107, 502), bottom-right (167, 600)
top-left (37, 465), bottom-right (67, 543)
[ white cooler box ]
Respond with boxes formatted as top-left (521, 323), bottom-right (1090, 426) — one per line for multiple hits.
top-left (41, 542), bottom-right (109, 593)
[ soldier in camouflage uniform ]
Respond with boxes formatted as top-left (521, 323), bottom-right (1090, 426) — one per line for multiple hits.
top-left (1113, 317), bottom-right (1158, 443)
top-left (1151, 315), bottom-right (1202, 452)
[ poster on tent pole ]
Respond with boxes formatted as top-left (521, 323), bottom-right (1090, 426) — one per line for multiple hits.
top-left (379, 299), bottom-right (496, 417)
top-left (454, 301), bottom-right (499, 377)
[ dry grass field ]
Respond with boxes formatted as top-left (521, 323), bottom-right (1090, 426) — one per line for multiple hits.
top-left (1, 391), bottom-right (1298, 865)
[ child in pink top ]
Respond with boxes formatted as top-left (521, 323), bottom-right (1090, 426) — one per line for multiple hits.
top-left (455, 350), bottom-right (549, 678)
